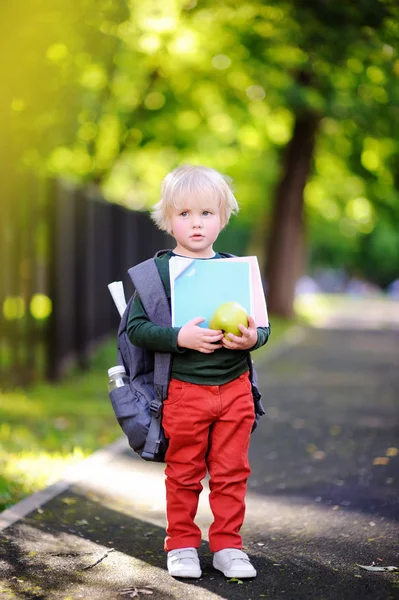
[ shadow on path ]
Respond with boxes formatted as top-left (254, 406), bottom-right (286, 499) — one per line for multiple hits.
top-left (0, 325), bottom-right (398, 599)
top-left (1, 488), bottom-right (398, 600)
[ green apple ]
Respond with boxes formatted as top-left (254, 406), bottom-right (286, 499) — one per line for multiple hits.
top-left (209, 301), bottom-right (248, 338)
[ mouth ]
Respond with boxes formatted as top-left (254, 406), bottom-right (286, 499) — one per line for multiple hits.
top-left (190, 234), bottom-right (204, 240)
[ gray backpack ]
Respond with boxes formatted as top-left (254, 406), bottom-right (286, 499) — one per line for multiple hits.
top-left (109, 251), bottom-right (265, 462)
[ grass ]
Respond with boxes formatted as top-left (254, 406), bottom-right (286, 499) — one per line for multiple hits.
top-left (0, 316), bottom-right (297, 512)
top-left (0, 339), bottom-right (121, 512)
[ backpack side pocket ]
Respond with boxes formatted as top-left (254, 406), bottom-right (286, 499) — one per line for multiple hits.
top-left (109, 383), bottom-right (150, 453)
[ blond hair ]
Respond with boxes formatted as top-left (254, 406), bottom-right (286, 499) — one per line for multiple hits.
top-left (151, 165), bottom-right (239, 233)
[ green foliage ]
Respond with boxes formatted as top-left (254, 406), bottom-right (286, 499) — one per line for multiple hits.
top-left (361, 221), bottom-right (399, 287)
top-left (2, 0), bottom-right (399, 284)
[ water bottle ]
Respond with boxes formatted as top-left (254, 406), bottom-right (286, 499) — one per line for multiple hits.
top-left (108, 365), bottom-right (128, 392)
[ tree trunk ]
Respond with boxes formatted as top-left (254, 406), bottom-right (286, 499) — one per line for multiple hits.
top-left (265, 111), bottom-right (320, 317)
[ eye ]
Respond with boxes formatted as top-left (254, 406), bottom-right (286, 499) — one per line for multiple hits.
top-left (203, 211), bottom-right (211, 216)
top-left (180, 211), bottom-right (188, 217)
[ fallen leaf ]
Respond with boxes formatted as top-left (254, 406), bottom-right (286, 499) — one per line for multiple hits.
top-left (386, 447), bottom-right (397, 457)
top-left (357, 564), bottom-right (398, 572)
top-left (227, 577), bottom-right (244, 584)
top-left (61, 497), bottom-right (77, 505)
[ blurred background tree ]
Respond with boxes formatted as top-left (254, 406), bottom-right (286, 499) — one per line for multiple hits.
top-left (2, 0), bottom-right (399, 511)
top-left (1, 0), bottom-right (398, 317)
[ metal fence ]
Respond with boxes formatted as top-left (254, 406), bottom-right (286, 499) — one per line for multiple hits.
top-left (0, 178), bottom-right (172, 387)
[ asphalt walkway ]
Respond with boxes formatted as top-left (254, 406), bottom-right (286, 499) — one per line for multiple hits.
top-left (0, 320), bottom-right (398, 599)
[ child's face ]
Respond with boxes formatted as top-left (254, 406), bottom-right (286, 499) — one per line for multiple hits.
top-left (170, 193), bottom-right (222, 258)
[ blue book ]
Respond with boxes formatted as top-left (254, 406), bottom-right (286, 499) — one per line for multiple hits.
top-left (170, 257), bottom-right (252, 327)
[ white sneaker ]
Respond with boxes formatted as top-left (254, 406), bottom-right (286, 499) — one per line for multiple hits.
top-left (213, 548), bottom-right (257, 578)
top-left (167, 547), bottom-right (202, 578)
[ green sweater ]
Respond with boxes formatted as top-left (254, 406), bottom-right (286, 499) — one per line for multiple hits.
top-left (127, 251), bottom-right (271, 385)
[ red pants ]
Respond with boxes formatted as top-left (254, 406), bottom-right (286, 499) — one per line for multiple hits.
top-left (162, 372), bottom-right (254, 552)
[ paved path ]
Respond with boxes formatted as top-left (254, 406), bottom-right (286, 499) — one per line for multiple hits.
top-left (0, 324), bottom-right (398, 599)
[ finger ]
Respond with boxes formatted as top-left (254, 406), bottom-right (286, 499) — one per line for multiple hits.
top-left (202, 327), bottom-right (223, 335)
top-left (189, 316), bottom-right (206, 326)
top-left (224, 332), bottom-right (243, 343)
top-left (202, 333), bottom-right (224, 342)
top-left (247, 314), bottom-right (257, 328)
top-left (237, 324), bottom-right (250, 336)
top-left (199, 344), bottom-right (222, 353)
top-left (222, 337), bottom-right (236, 349)
top-left (201, 342), bottom-right (222, 351)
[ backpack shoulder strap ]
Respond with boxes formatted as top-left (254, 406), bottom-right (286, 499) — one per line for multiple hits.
top-left (127, 257), bottom-right (172, 460)
top-left (154, 248), bottom-right (172, 259)
top-left (127, 258), bottom-right (172, 398)
top-left (128, 258), bottom-right (171, 327)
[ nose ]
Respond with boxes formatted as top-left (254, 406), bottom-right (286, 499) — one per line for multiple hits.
top-left (193, 217), bottom-right (203, 228)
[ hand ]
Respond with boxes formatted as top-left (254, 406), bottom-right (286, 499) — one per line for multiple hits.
top-left (221, 315), bottom-right (258, 350)
top-left (177, 317), bottom-right (224, 354)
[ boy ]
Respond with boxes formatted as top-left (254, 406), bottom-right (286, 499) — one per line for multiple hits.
top-left (127, 165), bottom-right (270, 579)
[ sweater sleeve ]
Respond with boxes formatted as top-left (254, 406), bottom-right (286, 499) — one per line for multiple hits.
top-left (250, 323), bottom-right (271, 351)
top-left (126, 292), bottom-right (185, 353)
